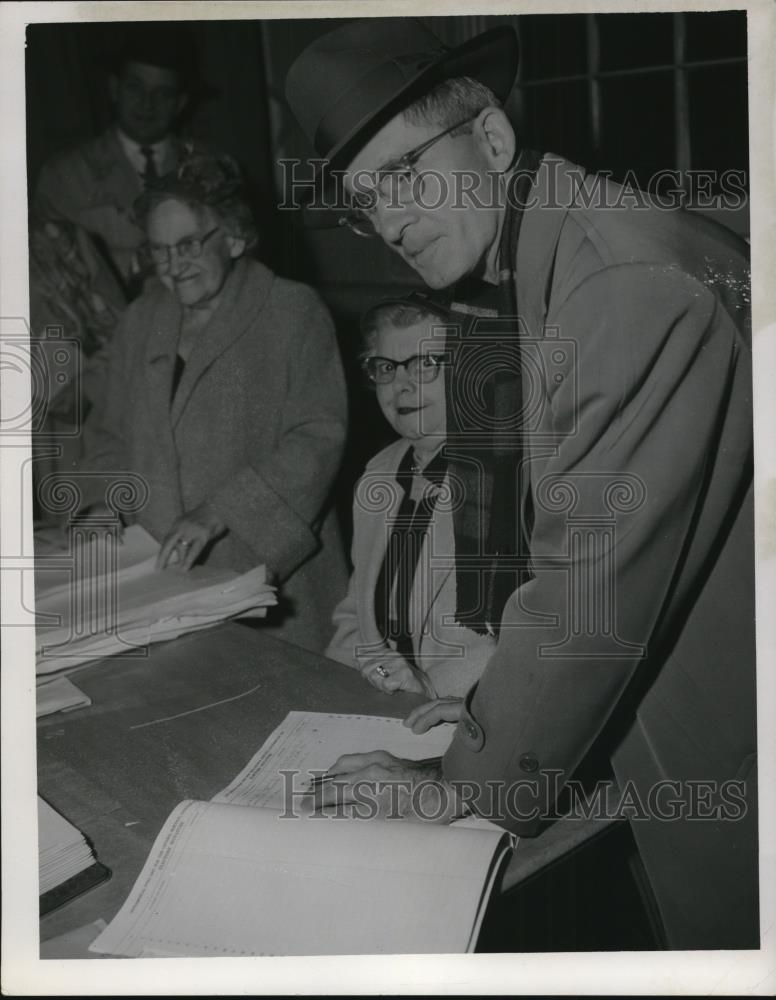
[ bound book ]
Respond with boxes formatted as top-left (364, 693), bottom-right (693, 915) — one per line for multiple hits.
top-left (90, 712), bottom-right (513, 957)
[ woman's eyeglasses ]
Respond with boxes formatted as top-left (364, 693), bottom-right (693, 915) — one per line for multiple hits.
top-left (362, 352), bottom-right (449, 385)
top-left (146, 226), bottom-right (221, 266)
top-left (340, 116), bottom-right (476, 238)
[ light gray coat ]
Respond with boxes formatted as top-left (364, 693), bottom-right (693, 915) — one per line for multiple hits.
top-left (79, 257), bottom-right (349, 652)
top-left (326, 439), bottom-right (496, 696)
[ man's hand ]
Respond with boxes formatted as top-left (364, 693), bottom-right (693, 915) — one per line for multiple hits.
top-left (311, 750), bottom-right (463, 823)
top-left (356, 650), bottom-right (429, 695)
top-left (403, 697), bottom-right (464, 733)
top-left (157, 503), bottom-right (227, 572)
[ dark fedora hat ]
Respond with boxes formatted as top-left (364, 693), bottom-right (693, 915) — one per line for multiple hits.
top-left (285, 17), bottom-right (519, 174)
top-left (98, 22), bottom-right (218, 100)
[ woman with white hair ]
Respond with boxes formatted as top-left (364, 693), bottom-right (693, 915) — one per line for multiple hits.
top-left (76, 152), bottom-right (348, 652)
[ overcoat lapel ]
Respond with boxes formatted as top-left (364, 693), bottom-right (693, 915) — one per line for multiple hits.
top-left (170, 259), bottom-right (275, 427)
top-left (513, 155), bottom-right (578, 517)
top-left (142, 286), bottom-right (181, 409)
top-left (93, 129), bottom-right (182, 196)
top-left (356, 452), bottom-right (456, 654)
top-left (137, 288), bottom-right (185, 518)
top-left (91, 129), bottom-right (144, 207)
top-left (355, 446), bottom-right (407, 646)
top-left (516, 155), bottom-right (578, 350)
top-left (419, 484), bottom-right (455, 636)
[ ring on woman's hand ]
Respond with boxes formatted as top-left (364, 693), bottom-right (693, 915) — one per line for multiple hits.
top-left (179, 538), bottom-right (192, 548)
top-left (375, 665), bottom-right (389, 678)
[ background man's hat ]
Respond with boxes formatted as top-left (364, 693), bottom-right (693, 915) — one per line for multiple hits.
top-left (285, 17), bottom-right (519, 173)
top-left (101, 22), bottom-right (217, 100)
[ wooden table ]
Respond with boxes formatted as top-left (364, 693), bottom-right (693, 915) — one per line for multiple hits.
top-left (38, 621), bottom-right (616, 950)
top-left (37, 622), bottom-right (428, 944)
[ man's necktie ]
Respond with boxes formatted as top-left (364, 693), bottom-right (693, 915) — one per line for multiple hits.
top-left (140, 146), bottom-right (158, 188)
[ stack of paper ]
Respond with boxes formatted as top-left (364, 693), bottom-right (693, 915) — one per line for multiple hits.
top-left (36, 676), bottom-right (91, 718)
top-left (38, 797), bottom-right (96, 896)
top-left (34, 521), bottom-right (160, 591)
top-left (35, 525), bottom-right (276, 676)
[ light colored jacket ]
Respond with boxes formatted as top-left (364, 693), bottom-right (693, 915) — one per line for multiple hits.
top-left (326, 438), bottom-right (496, 696)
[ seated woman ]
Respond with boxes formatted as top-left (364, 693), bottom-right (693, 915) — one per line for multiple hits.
top-left (75, 152), bottom-right (348, 652)
top-left (326, 296), bottom-right (496, 696)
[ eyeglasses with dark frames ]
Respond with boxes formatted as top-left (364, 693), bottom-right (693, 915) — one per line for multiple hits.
top-left (362, 351), bottom-right (450, 385)
top-left (146, 226), bottom-right (221, 267)
top-left (341, 116), bottom-right (477, 238)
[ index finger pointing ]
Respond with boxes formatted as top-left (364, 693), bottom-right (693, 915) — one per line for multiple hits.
top-left (327, 749), bottom-right (395, 775)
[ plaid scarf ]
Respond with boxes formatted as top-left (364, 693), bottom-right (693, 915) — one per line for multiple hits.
top-left (446, 152), bottom-right (543, 635)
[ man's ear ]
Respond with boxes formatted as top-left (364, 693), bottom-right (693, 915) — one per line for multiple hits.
top-left (473, 107), bottom-right (516, 172)
top-left (226, 235), bottom-right (247, 259)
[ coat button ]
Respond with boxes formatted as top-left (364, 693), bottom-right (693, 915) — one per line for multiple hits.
top-left (519, 752), bottom-right (539, 773)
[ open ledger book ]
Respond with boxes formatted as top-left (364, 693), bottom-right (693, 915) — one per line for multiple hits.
top-left (91, 712), bottom-right (514, 957)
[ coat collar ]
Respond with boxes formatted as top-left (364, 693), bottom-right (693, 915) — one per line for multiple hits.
top-left (355, 442), bottom-right (458, 648)
top-left (140, 257), bottom-right (276, 426)
top-left (84, 128), bottom-right (184, 205)
top-left (171, 258), bottom-right (274, 425)
top-left (114, 128), bottom-right (177, 177)
top-left (516, 153), bottom-right (582, 337)
top-left (81, 129), bottom-right (144, 205)
top-left (451, 154), bottom-right (581, 335)
top-left (357, 444), bottom-right (408, 637)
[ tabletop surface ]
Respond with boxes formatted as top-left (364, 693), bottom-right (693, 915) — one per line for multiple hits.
top-left (38, 621), bottom-right (609, 949)
top-left (37, 622), bottom-right (427, 943)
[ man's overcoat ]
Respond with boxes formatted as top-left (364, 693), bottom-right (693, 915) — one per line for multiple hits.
top-left (444, 156), bottom-right (757, 949)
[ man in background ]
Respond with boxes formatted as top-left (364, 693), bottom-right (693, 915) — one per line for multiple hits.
top-left (32, 22), bottom-right (202, 295)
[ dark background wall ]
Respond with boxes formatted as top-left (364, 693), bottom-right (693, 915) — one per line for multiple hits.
top-left (26, 12), bottom-right (750, 533)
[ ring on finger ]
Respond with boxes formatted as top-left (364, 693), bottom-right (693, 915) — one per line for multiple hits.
top-left (179, 538), bottom-right (193, 548)
top-left (375, 665), bottom-right (389, 678)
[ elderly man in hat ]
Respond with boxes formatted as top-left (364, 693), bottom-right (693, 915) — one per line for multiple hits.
top-left (285, 19), bottom-right (757, 951)
top-left (32, 23), bottom-right (205, 295)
